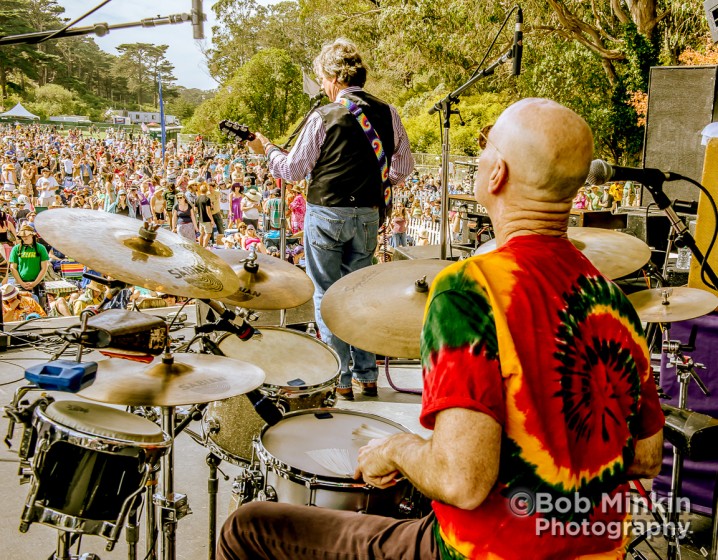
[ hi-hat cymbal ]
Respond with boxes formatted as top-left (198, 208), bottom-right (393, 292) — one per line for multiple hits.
top-left (322, 260), bottom-right (453, 359)
top-left (210, 248), bottom-right (314, 310)
top-left (627, 287), bottom-right (718, 323)
top-left (79, 354), bottom-right (266, 406)
top-left (475, 227), bottom-right (651, 280)
top-left (35, 208), bottom-right (240, 299)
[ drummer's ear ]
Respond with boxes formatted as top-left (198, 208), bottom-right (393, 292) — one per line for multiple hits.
top-left (487, 158), bottom-right (508, 195)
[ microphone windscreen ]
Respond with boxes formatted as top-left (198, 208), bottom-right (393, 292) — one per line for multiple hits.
top-left (585, 159), bottom-right (611, 186)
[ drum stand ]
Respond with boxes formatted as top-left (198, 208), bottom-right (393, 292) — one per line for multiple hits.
top-left (663, 331), bottom-right (710, 560)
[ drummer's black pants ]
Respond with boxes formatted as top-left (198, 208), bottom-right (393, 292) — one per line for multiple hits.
top-left (217, 502), bottom-right (438, 560)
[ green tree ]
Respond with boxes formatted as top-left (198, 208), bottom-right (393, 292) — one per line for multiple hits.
top-left (188, 48), bottom-right (303, 140)
top-left (114, 43), bottom-right (176, 106)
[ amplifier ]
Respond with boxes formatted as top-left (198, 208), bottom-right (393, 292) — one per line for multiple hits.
top-left (568, 210), bottom-right (627, 229)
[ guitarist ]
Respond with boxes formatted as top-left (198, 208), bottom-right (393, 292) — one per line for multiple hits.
top-left (247, 38), bottom-right (414, 401)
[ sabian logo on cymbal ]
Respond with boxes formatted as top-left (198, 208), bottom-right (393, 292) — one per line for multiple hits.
top-left (168, 263), bottom-right (212, 279)
top-left (236, 287), bottom-right (261, 298)
top-left (179, 376), bottom-right (226, 391)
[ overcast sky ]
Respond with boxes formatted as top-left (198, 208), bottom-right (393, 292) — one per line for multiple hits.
top-left (58, 0), bottom-right (221, 91)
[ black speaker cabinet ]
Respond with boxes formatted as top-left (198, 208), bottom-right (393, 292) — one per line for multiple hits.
top-left (624, 211), bottom-right (672, 267)
top-left (643, 65), bottom-right (718, 204)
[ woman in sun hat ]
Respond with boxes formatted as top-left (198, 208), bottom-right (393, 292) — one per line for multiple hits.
top-left (241, 188), bottom-right (262, 230)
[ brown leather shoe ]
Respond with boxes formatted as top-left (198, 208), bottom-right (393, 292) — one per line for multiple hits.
top-left (357, 381), bottom-right (378, 397)
top-left (336, 386), bottom-right (354, 401)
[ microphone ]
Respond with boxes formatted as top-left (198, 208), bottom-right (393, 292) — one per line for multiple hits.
top-left (191, 0), bottom-right (205, 40)
top-left (512, 7), bottom-right (523, 77)
top-left (245, 389), bottom-right (283, 426)
top-left (201, 299), bottom-right (260, 341)
top-left (586, 159), bottom-right (680, 187)
top-left (202, 334), bottom-right (282, 426)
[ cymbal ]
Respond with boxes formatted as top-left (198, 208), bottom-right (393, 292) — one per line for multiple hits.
top-left (34, 208), bottom-right (240, 299)
top-left (627, 287), bottom-right (718, 323)
top-left (475, 228), bottom-right (651, 279)
top-left (321, 260), bottom-right (453, 359)
top-left (79, 353), bottom-right (266, 406)
top-left (210, 248), bottom-right (314, 310)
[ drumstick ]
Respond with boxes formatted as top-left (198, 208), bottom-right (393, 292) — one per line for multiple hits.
top-left (305, 448), bottom-right (354, 476)
top-left (352, 423), bottom-right (394, 445)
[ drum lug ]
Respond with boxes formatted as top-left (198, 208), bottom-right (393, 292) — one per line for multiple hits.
top-left (323, 392), bottom-right (336, 407)
top-left (206, 417), bottom-right (220, 435)
top-left (257, 486), bottom-right (277, 502)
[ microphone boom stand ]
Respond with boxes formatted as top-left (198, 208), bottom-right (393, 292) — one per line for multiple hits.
top-left (428, 46), bottom-right (515, 260)
top-left (643, 179), bottom-right (718, 290)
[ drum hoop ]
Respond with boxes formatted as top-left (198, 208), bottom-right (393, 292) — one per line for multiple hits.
top-left (255, 409), bottom-right (410, 488)
top-left (204, 437), bottom-right (251, 468)
top-left (216, 329), bottom-right (341, 390)
top-left (34, 408), bottom-right (172, 455)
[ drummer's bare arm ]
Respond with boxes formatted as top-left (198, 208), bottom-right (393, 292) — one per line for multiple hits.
top-left (356, 407), bottom-right (501, 511)
top-left (625, 431), bottom-right (663, 479)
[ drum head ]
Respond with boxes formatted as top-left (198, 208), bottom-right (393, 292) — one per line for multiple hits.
top-left (43, 400), bottom-right (165, 443)
top-left (261, 410), bottom-right (408, 479)
top-left (218, 328), bottom-right (339, 388)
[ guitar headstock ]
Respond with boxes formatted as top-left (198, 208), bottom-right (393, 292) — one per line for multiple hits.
top-left (219, 120), bottom-right (256, 142)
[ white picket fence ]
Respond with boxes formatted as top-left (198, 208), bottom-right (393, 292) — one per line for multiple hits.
top-left (406, 216), bottom-right (445, 245)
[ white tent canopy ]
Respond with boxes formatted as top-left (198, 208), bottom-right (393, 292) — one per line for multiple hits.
top-left (0, 103), bottom-right (40, 120)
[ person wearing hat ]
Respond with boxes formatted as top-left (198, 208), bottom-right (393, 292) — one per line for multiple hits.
top-left (241, 188), bottom-right (262, 230)
top-left (194, 183), bottom-right (215, 247)
top-left (71, 279), bottom-right (106, 316)
top-left (36, 168), bottom-right (58, 208)
top-left (1, 283), bottom-right (46, 323)
top-left (108, 188), bottom-right (132, 216)
top-left (9, 223), bottom-right (50, 309)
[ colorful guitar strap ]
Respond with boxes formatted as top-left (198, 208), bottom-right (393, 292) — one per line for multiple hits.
top-left (337, 97), bottom-right (392, 216)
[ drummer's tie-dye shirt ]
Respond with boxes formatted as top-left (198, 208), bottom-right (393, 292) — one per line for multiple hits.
top-left (420, 235), bottom-right (664, 560)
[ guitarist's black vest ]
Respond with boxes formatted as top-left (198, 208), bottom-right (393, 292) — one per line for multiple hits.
top-left (308, 90), bottom-right (395, 208)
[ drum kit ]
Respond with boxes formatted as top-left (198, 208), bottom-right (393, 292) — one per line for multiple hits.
top-left (1, 209), bottom-right (426, 560)
top-left (4, 208), bottom-right (718, 559)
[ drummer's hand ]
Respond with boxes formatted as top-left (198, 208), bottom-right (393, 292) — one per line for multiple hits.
top-left (354, 437), bottom-right (401, 489)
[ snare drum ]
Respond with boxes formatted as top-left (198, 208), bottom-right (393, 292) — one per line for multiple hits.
top-left (233, 409), bottom-right (422, 517)
top-left (204, 328), bottom-right (340, 465)
top-left (21, 400), bottom-right (170, 547)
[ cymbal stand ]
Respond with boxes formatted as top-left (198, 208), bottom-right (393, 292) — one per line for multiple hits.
top-left (662, 328), bottom-right (710, 560)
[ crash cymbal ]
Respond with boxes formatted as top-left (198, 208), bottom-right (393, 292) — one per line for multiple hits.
top-left (627, 287), bottom-right (718, 323)
top-left (79, 353), bottom-right (266, 406)
top-left (210, 248), bottom-right (314, 310)
top-left (474, 228), bottom-right (651, 280)
top-left (322, 260), bottom-right (453, 359)
top-left (35, 208), bottom-right (240, 299)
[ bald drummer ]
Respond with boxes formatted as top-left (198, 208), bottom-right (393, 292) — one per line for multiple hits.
top-left (217, 99), bottom-right (664, 560)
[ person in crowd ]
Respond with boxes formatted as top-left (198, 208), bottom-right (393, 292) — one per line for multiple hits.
top-left (195, 183), bottom-right (215, 247)
top-left (573, 186), bottom-right (589, 209)
top-left (241, 224), bottom-right (267, 253)
top-left (264, 187), bottom-right (283, 231)
top-left (107, 189), bottom-right (132, 216)
top-left (1, 283), bottom-right (46, 322)
top-left (208, 180), bottom-right (225, 245)
top-left (241, 188), bottom-right (262, 230)
top-left (172, 191), bottom-right (198, 242)
top-left (228, 182), bottom-right (243, 229)
top-left (8, 223), bottom-right (50, 309)
top-left (390, 201), bottom-right (410, 247)
top-left (287, 182), bottom-right (306, 234)
top-left (248, 38), bottom-right (414, 401)
top-left (71, 279), bottom-right (106, 315)
top-left (218, 98), bottom-right (665, 560)
top-left (36, 168), bottom-right (58, 208)
top-left (0, 206), bottom-right (17, 260)
top-left (151, 181), bottom-right (167, 224)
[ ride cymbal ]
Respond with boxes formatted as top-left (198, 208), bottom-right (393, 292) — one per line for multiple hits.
top-left (79, 353), bottom-right (266, 406)
top-left (35, 209), bottom-right (240, 299)
top-left (627, 287), bottom-right (718, 323)
top-left (321, 260), bottom-right (453, 359)
top-left (210, 248), bottom-right (314, 310)
top-left (475, 227), bottom-right (652, 280)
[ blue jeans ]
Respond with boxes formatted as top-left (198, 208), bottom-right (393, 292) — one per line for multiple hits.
top-left (391, 232), bottom-right (407, 247)
top-left (304, 203), bottom-right (379, 388)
